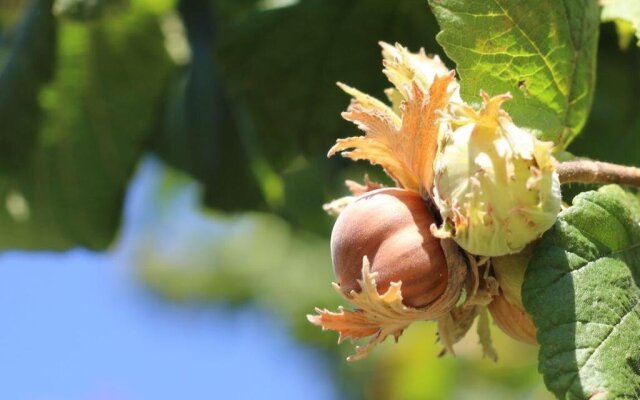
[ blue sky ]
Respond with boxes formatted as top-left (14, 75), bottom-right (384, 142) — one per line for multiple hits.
top-left (0, 158), bottom-right (338, 400)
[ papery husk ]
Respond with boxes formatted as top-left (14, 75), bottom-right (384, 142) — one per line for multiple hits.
top-left (437, 305), bottom-right (477, 355)
top-left (330, 74), bottom-right (454, 199)
top-left (322, 176), bottom-right (383, 217)
top-left (437, 249), bottom-right (499, 360)
top-left (491, 245), bottom-right (532, 308)
top-left (432, 93), bottom-right (561, 257)
top-left (322, 196), bottom-right (357, 217)
top-left (378, 41), bottom-right (461, 111)
top-left (345, 175), bottom-right (384, 196)
top-left (488, 289), bottom-right (537, 345)
top-left (329, 42), bottom-right (458, 199)
top-left (488, 248), bottom-right (538, 345)
top-left (307, 238), bottom-right (467, 361)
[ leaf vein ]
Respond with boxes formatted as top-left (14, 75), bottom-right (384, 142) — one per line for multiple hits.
top-left (491, 0), bottom-right (566, 98)
top-left (567, 299), bottom-right (639, 390)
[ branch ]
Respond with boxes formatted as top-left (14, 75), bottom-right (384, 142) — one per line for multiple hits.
top-left (557, 160), bottom-right (640, 188)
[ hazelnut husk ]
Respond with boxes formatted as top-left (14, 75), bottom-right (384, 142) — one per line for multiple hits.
top-left (331, 188), bottom-right (448, 308)
top-left (488, 289), bottom-right (537, 345)
top-left (432, 93), bottom-right (561, 257)
top-left (489, 247), bottom-right (538, 345)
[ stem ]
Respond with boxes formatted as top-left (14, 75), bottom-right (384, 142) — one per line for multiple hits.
top-left (557, 160), bottom-right (640, 188)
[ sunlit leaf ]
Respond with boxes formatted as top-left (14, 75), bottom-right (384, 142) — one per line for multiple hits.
top-left (428, 0), bottom-right (600, 148)
top-left (523, 185), bottom-right (640, 398)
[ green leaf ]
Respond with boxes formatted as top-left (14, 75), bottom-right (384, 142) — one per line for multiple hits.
top-left (560, 26), bottom-right (640, 204)
top-left (428, 0), bottom-right (600, 148)
top-left (53, 0), bottom-right (105, 20)
top-left (0, 10), bottom-right (173, 250)
top-left (213, 0), bottom-right (261, 21)
top-left (567, 25), bottom-right (640, 168)
top-left (151, 0), bottom-right (264, 211)
top-left (0, 0), bottom-right (56, 170)
top-left (216, 0), bottom-right (446, 170)
top-left (523, 185), bottom-right (640, 398)
top-left (601, 0), bottom-right (640, 48)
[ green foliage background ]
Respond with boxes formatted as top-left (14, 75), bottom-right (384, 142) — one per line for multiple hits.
top-left (1, 0), bottom-right (639, 398)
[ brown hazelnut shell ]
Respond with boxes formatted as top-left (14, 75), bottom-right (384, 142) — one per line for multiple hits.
top-left (330, 188), bottom-right (448, 308)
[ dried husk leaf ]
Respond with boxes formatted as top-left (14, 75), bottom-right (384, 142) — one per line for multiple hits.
top-left (344, 175), bottom-right (383, 196)
top-left (491, 245), bottom-right (532, 308)
top-left (308, 238), bottom-right (466, 361)
top-left (488, 289), bottom-right (537, 345)
top-left (322, 196), bottom-right (356, 217)
top-left (489, 245), bottom-right (537, 345)
top-left (322, 176), bottom-right (384, 217)
top-left (379, 41), bottom-right (460, 110)
top-left (330, 67), bottom-right (456, 198)
top-left (437, 304), bottom-right (498, 361)
top-left (437, 305), bottom-right (478, 355)
top-left (477, 306), bottom-right (499, 360)
top-left (436, 244), bottom-right (499, 359)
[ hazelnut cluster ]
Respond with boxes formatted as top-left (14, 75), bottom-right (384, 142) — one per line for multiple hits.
top-left (308, 43), bottom-right (558, 360)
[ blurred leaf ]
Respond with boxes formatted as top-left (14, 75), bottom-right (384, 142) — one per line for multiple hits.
top-left (213, 0), bottom-right (261, 21)
top-left (152, 0), bottom-right (264, 211)
top-left (523, 185), bottom-right (640, 398)
top-left (427, 0), bottom-right (600, 148)
top-left (52, 0), bottom-right (166, 21)
top-left (216, 0), bottom-right (446, 170)
top-left (567, 26), bottom-right (640, 167)
top-left (277, 156), bottom-right (337, 233)
top-left (561, 26), bottom-right (640, 203)
top-left (0, 0), bottom-right (25, 24)
top-left (53, 0), bottom-right (104, 20)
top-left (0, 0), bottom-right (55, 170)
top-left (602, 0), bottom-right (640, 48)
top-left (0, 10), bottom-right (172, 250)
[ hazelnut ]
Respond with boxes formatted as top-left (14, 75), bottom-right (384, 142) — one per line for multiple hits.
top-left (433, 93), bottom-right (561, 257)
top-left (330, 188), bottom-right (448, 308)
